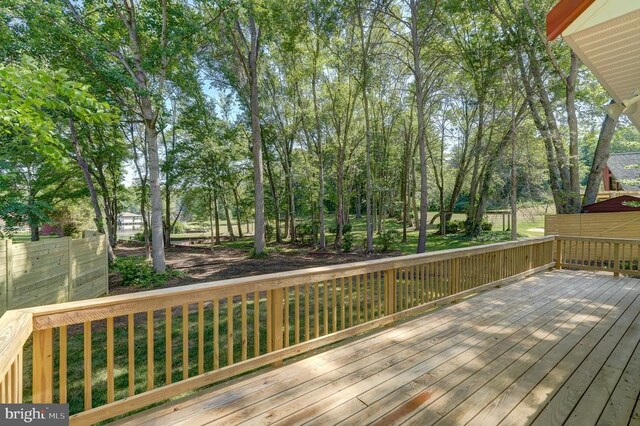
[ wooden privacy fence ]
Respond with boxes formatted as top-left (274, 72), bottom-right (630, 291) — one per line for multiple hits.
top-left (0, 233), bottom-right (108, 315)
top-left (0, 236), bottom-right (555, 424)
top-left (545, 211), bottom-right (640, 238)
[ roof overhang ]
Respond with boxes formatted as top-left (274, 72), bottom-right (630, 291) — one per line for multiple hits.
top-left (547, 0), bottom-right (640, 130)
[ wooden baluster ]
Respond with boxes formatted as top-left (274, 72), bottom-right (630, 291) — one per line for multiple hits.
top-left (254, 292), bottom-right (260, 357)
top-left (377, 271), bottom-right (382, 317)
top-left (213, 298), bottom-right (219, 369)
top-left (332, 279), bottom-right (337, 333)
top-left (227, 296), bottom-right (234, 365)
top-left (314, 282), bottom-right (320, 338)
top-left (555, 239), bottom-right (563, 269)
top-left (147, 311), bottom-right (154, 390)
top-left (242, 294), bottom-right (248, 360)
top-left (127, 314), bottom-right (135, 397)
top-left (198, 302), bottom-right (205, 373)
top-left (614, 243), bottom-right (621, 277)
top-left (340, 278), bottom-right (346, 329)
top-left (323, 281), bottom-right (329, 335)
top-left (356, 275), bottom-right (361, 324)
top-left (166, 307), bottom-right (172, 385)
top-left (182, 304), bottom-right (189, 379)
top-left (348, 276), bottom-right (353, 327)
top-left (84, 322), bottom-right (92, 409)
top-left (363, 273), bottom-right (368, 321)
top-left (59, 325), bottom-right (67, 403)
top-left (284, 288), bottom-right (290, 347)
top-left (107, 318), bottom-right (114, 403)
top-left (294, 285), bottom-right (300, 344)
top-left (304, 283), bottom-right (310, 341)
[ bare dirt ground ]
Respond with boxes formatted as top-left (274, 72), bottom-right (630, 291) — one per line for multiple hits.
top-left (112, 244), bottom-right (398, 294)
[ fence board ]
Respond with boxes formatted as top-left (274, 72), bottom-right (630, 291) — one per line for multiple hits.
top-left (0, 234), bottom-right (107, 315)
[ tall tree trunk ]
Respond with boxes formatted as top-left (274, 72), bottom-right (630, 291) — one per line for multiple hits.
top-left (510, 112), bottom-right (518, 241)
top-left (583, 103), bottom-right (619, 205)
top-left (566, 52), bottom-right (580, 203)
top-left (410, 0), bottom-right (428, 253)
top-left (247, 15), bottom-right (266, 254)
top-left (311, 37), bottom-right (325, 249)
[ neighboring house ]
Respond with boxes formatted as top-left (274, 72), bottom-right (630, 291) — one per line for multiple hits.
top-left (117, 212), bottom-right (144, 231)
top-left (581, 195), bottom-right (640, 213)
top-left (602, 152), bottom-right (640, 191)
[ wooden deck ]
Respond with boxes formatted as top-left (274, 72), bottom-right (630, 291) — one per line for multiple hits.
top-left (116, 270), bottom-right (640, 426)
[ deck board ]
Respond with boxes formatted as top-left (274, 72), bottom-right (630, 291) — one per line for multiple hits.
top-left (115, 270), bottom-right (640, 426)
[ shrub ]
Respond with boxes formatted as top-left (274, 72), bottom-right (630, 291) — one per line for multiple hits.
top-left (264, 222), bottom-right (274, 242)
top-left (481, 221), bottom-right (493, 231)
top-left (111, 256), bottom-right (182, 288)
top-left (376, 229), bottom-right (400, 252)
top-left (295, 220), bottom-right (320, 244)
top-left (342, 232), bottom-right (354, 253)
top-left (173, 221), bottom-right (185, 233)
top-left (445, 220), bottom-right (465, 234)
top-left (62, 222), bottom-right (79, 238)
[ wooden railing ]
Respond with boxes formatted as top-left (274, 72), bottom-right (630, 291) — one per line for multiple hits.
top-left (0, 236), bottom-right (557, 424)
top-left (555, 236), bottom-right (640, 276)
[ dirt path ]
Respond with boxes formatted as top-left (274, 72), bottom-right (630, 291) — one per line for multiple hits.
top-left (112, 244), bottom-right (398, 294)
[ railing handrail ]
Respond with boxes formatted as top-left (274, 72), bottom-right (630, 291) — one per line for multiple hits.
top-left (23, 235), bottom-right (556, 330)
top-left (0, 310), bottom-right (32, 378)
top-left (555, 235), bottom-right (640, 244)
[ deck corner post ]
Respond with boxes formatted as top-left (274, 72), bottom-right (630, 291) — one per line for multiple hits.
top-left (267, 288), bottom-right (284, 366)
top-left (384, 268), bottom-right (396, 315)
top-left (555, 238), bottom-right (563, 270)
top-left (32, 328), bottom-right (53, 403)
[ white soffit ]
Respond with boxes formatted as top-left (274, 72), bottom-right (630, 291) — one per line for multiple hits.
top-left (562, 0), bottom-right (640, 130)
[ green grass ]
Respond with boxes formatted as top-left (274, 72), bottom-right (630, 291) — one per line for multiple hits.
top-left (206, 215), bottom-right (538, 255)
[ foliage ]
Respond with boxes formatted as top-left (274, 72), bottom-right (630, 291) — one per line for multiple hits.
top-left (445, 220), bottom-right (466, 234)
top-left (376, 229), bottom-right (400, 252)
top-left (481, 221), bottom-right (493, 231)
top-left (264, 222), bottom-right (274, 242)
top-left (111, 256), bottom-right (182, 288)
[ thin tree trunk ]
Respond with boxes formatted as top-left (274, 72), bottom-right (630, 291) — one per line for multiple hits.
top-left (69, 119), bottom-right (114, 262)
top-left (233, 186), bottom-right (244, 238)
top-left (213, 191), bottom-right (221, 246)
top-left (511, 113), bottom-right (518, 241)
top-left (208, 193), bottom-right (215, 252)
top-left (221, 193), bottom-right (235, 241)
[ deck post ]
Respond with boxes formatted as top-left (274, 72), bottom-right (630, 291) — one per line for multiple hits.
top-left (32, 328), bottom-right (53, 403)
top-left (555, 238), bottom-right (563, 270)
top-left (267, 288), bottom-right (284, 366)
top-left (384, 269), bottom-right (396, 315)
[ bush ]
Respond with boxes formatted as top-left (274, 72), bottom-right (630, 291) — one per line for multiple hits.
top-left (111, 256), bottom-right (182, 288)
top-left (62, 222), bottom-right (79, 238)
top-left (481, 221), bottom-right (493, 231)
top-left (445, 220), bottom-right (465, 234)
top-left (173, 221), bottom-right (185, 233)
top-left (264, 222), bottom-right (274, 242)
top-left (376, 229), bottom-right (400, 252)
top-left (342, 233), bottom-right (354, 253)
top-left (295, 220), bottom-right (320, 244)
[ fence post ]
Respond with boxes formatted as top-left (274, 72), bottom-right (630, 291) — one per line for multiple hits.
top-left (384, 269), bottom-right (396, 315)
top-left (67, 237), bottom-right (73, 302)
top-left (32, 328), bottom-right (53, 403)
top-left (555, 238), bottom-right (563, 269)
top-left (4, 239), bottom-right (12, 313)
top-left (267, 288), bottom-right (284, 365)
top-left (613, 243), bottom-right (620, 277)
